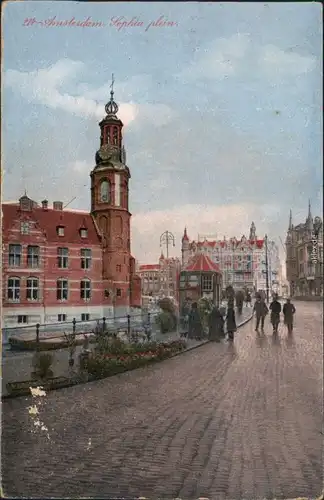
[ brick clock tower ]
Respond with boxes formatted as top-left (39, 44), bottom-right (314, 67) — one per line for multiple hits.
top-left (90, 78), bottom-right (141, 317)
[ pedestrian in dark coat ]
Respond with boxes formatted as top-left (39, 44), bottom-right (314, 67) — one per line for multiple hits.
top-left (253, 297), bottom-right (268, 332)
top-left (283, 298), bottom-right (296, 334)
top-left (188, 302), bottom-right (203, 340)
top-left (208, 306), bottom-right (224, 342)
top-left (226, 307), bottom-right (237, 342)
top-left (269, 294), bottom-right (282, 334)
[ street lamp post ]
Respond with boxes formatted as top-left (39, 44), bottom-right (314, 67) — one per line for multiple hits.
top-left (160, 230), bottom-right (175, 297)
top-left (265, 234), bottom-right (270, 303)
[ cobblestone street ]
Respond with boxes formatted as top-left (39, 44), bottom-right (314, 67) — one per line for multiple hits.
top-left (2, 301), bottom-right (322, 499)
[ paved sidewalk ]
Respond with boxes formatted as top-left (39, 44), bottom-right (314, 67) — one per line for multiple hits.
top-left (4, 304), bottom-right (322, 498)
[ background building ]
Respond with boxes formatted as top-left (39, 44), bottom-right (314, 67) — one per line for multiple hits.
top-left (181, 223), bottom-right (280, 294)
top-left (2, 88), bottom-right (142, 327)
top-left (138, 253), bottom-right (181, 303)
top-left (286, 204), bottom-right (323, 297)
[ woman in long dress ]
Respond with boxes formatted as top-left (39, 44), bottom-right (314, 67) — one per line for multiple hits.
top-left (188, 302), bottom-right (203, 340)
top-left (208, 306), bottom-right (224, 342)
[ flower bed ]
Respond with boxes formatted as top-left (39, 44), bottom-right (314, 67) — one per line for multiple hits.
top-left (86, 339), bottom-right (187, 380)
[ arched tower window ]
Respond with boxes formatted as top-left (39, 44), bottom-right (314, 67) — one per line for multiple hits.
top-left (113, 127), bottom-right (118, 145)
top-left (100, 180), bottom-right (110, 203)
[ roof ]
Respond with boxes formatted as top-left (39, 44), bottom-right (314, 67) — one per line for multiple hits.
top-left (2, 203), bottom-right (101, 245)
top-left (190, 239), bottom-right (264, 249)
top-left (139, 264), bottom-right (159, 271)
top-left (184, 254), bottom-right (221, 273)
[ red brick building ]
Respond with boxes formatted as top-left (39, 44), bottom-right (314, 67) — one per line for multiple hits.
top-left (1, 88), bottom-right (141, 327)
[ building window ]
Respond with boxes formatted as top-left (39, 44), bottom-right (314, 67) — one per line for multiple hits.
top-left (57, 279), bottom-right (68, 301)
top-left (116, 288), bottom-right (122, 297)
top-left (8, 277), bottom-right (20, 302)
top-left (27, 245), bottom-right (40, 268)
top-left (26, 277), bottom-right (39, 301)
top-left (18, 315), bottom-right (27, 324)
top-left (80, 279), bottom-right (91, 300)
top-left (81, 249), bottom-right (92, 269)
top-left (116, 264), bottom-right (121, 272)
top-left (80, 229), bottom-right (88, 238)
top-left (9, 244), bottom-right (22, 267)
top-left (57, 226), bottom-right (65, 237)
top-left (20, 222), bottom-right (30, 234)
top-left (100, 179), bottom-right (110, 203)
top-left (58, 314), bottom-right (66, 322)
top-left (81, 313), bottom-right (90, 321)
top-left (202, 275), bottom-right (213, 291)
top-left (57, 248), bottom-right (69, 268)
top-left (113, 127), bottom-right (118, 145)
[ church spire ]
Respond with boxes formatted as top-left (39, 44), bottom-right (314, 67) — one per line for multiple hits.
top-left (288, 209), bottom-right (293, 230)
top-left (306, 199), bottom-right (313, 229)
top-left (104, 73), bottom-right (119, 117)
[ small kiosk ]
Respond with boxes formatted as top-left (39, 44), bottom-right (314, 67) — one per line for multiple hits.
top-left (179, 254), bottom-right (222, 312)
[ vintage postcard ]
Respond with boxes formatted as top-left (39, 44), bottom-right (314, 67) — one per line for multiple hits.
top-left (1, 1), bottom-right (323, 499)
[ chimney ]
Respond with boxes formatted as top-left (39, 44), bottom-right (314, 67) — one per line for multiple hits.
top-left (53, 201), bottom-right (63, 211)
top-left (42, 199), bottom-right (48, 211)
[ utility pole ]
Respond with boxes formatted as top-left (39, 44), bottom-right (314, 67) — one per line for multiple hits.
top-left (265, 234), bottom-right (270, 303)
top-left (160, 230), bottom-right (175, 297)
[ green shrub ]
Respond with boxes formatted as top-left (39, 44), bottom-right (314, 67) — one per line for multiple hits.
top-left (158, 297), bottom-right (176, 314)
top-left (156, 311), bottom-right (176, 333)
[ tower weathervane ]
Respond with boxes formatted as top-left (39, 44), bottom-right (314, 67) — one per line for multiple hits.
top-left (105, 73), bottom-right (118, 116)
top-left (110, 73), bottom-right (115, 96)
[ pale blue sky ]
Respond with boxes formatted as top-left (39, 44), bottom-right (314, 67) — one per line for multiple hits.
top-left (2, 2), bottom-right (322, 262)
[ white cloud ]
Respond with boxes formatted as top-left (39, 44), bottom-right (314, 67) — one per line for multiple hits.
top-left (259, 45), bottom-right (316, 77)
top-left (131, 202), bottom-right (273, 263)
top-left (4, 59), bottom-right (174, 127)
top-left (177, 33), bottom-right (250, 82)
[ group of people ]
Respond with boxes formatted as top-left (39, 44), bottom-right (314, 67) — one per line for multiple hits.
top-left (253, 294), bottom-right (296, 335)
top-left (184, 293), bottom-right (296, 344)
top-left (186, 302), bottom-right (237, 343)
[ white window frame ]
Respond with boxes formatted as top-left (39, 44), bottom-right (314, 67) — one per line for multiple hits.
top-left (57, 226), bottom-right (65, 237)
top-left (202, 275), bottom-right (213, 291)
top-left (26, 277), bottom-right (39, 301)
top-left (57, 248), bottom-right (69, 269)
top-left (81, 313), bottom-right (90, 321)
top-left (80, 279), bottom-right (91, 300)
top-left (18, 315), bottom-right (28, 324)
top-left (58, 314), bottom-right (67, 322)
top-left (8, 277), bottom-right (20, 302)
top-left (27, 245), bottom-right (40, 268)
top-left (80, 229), bottom-right (88, 238)
top-left (20, 222), bottom-right (30, 235)
top-left (9, 244), bottom-right (22, 267)
top-left (57, 279), bottom-right (68, 301)
top-left (81, 249), bottom-right (92, 269)
top-left (100, 179), bottom-right (110, 203)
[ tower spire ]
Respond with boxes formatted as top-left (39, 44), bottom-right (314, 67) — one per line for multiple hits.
top-left (308, 199), bottom-right (312, 218)
top-left (288, 209), bottom-right (293, 230)
top-left (105, 73), bottom-right (118, 116)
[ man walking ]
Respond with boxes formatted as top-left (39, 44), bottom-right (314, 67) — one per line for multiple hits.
top-left (269, 294), bottom-right (282, 334)
top-left (253, 296), bottom-right (268, 333)
top-left (283, 298), bottom-right (296, 335)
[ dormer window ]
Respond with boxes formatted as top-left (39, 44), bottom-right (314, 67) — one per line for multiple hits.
top-left (80, 229), bottom-right (88, 239)
top-left (57, 226), bottom-right (65, 237)
top-left (20, 222), bottom-right (30, 235)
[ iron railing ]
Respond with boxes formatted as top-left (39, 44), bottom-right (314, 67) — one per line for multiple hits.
top-left (2, 312), bottom-right (162, 348)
